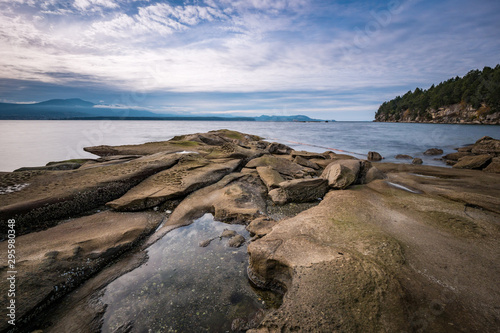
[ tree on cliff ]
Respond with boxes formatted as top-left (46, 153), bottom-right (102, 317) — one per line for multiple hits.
top-left (375, 65), bottom-right (500, 121)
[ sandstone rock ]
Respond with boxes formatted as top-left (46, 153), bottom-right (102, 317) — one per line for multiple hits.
top-left (268, 142), bottom-right (293, 155)
top-left (423, 148), bottom-right (443, 155)
top-left (471, 136), bottom-right (500, 156)
top-left (270, 178), bottom-right (329, 204)
top-left (268, 188), bottom-right (288, 205)
top-left (221, 229), bottom-right (237, 238)
top-left (484, 157), bottom-right (500, 173)
top-left (453, 155), bottom-right (492, 170)
top-left (0, 211), bottom-right (162, 332)
top-left (14, 162), bottom-right (83, 172)
top-left (153, 174), bottom-right (267, 238)
top-left (228, 234), bottom-right (246, 248)
top-left (457, 145), bottom-right (473, 152)
top-left (363, 166), bottom-right (387, 183)
top-left (0, 152), bottom-right (182, 236)
top-left (291, 150), bottom-right (326, 159)
top-left (293, 155), bottom-right (320, 170)
top-left (443, 151), bottom-right (473, 161)
top-left (412, 158), bottom-right (423, 165)
top-left (367, 151), bottom-right (383, 161)
top-left (395, 154), bottom-right (413, 159)
top-left (256, 166), bottom-right (285, 190)
top-left (246, 155), bottom-right (304, 178)
top-left (106, 157), bottom-right (241, 211)
top-left (246, 216), bottom-right (277, 237)
top-left (321, 160), bottom-right (361, 189)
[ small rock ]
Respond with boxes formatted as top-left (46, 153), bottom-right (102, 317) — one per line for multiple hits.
top-left (268, 142), bottom-right (293, 155)
top-left (423, 148), bottom-right (443, 156)
top-left (268, 188), bottom-right (288, 205)
top-left (246, 217), bottom-right (276, 237)
top-left (257, 166), bottom-right (285, 190)
top-left (228, 235), bottom-right (246, 248)
top-left (199, 239), bottom-right (213, 247)
top-left (395, 154), bottom-right (413, 159)
top-left (221, 229), bottom-right (237, 238)
top-left (367, 151), bottom-right (383, 161)
top-left (412, 158), bottom-right (423, 165)
top-left (231, 317), bottom-right (247, 331)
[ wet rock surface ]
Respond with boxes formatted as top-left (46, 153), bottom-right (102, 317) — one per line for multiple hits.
top-left (1, 130), bottom-right (499, 333)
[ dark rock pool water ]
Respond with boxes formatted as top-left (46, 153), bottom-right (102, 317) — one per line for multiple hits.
top-left (101, 214), bottom-right (276, 333)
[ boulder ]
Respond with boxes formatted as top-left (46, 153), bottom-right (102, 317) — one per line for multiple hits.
top-left (412, 158), bottom-right (423, 165)
top-left (443, 151), bottom-right (473, 161)
top-left (228, 234), bottom-right (246, 248)
top-left (246, 155), bottom-right (304, 178)
top-left (321, 160), bottom-right (361, 189)
top-left (395, 154), bottom-right (413, 159)
top-left (246, 216), bottom-right (277, 237)
top-left (471, 136), bottom-right (500, 156)
top-left (367, 151), bottom-right (383, 161)
top-left (106, 157), bottom-right (241, 211)
top-left (270, 178), bottom-right (329, 204)
top-left (256, 166), bottom-right (285, 190)
top-left (423, 148), bottom-right (443, 155)
top-left (293, 156), bottom-right (320, 170)
top-left (452, 155), bottom-right (492, 170)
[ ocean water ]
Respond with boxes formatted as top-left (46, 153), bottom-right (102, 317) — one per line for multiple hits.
top-left (0, 120), bottom-right (499, 172)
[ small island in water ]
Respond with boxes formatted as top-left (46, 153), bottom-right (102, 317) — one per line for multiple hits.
top-left (1, 129), bottom-right (499, 332)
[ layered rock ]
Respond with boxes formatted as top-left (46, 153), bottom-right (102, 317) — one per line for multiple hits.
top-left (0, 211), bottom-right (162, 332)
top-left (268, 178), bottom-right (329, 205)
top-left (106, 156), bottom-right (241, 211)
top-left (443, 136), bottom-right (500, 172)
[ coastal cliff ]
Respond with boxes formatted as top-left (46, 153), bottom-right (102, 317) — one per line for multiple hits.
top-left (375, 65), bottom-right (500, 124)
top-left (375, 102), bottom-right (500, 124)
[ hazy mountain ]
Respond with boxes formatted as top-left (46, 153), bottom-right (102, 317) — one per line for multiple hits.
top-left (0, 98), bottom-right (326, 121)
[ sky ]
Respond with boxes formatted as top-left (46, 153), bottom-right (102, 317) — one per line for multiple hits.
top-left (0, 0), bottom-right (499, 120)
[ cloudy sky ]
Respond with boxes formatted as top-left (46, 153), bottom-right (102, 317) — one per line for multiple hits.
top-left (0, 0), bottom-right (499, 120)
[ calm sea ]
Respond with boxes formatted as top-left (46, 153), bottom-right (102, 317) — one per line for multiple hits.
top-left (0, 120), bottom-right (498, 172)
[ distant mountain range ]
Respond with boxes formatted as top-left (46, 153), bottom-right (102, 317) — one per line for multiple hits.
top-left (0, 98), bottom-right (327, 122)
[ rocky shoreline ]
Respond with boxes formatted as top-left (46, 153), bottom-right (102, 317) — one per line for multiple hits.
top-left (374, 102), bottom-right (500, 125)
top-left (1, 130), bottom-right (499, 332)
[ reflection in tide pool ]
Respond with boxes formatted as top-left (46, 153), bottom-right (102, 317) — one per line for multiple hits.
top-left (101, 214), bottom-right (270, 332)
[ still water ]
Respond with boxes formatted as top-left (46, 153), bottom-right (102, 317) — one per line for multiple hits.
top-left (0, 120), bottom-right (499, 171)
top-left (100, 214), bottom-right (276, 332)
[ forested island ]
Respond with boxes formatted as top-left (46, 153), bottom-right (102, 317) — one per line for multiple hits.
top-left (375, 65), bottom-right (500, 124)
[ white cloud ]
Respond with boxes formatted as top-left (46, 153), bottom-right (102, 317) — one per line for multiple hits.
top-left (73, 0), bottom-right (119, 11)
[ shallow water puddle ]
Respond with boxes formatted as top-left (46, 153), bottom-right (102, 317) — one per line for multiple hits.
top-left (101, 214), bottom-right (268, 332)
